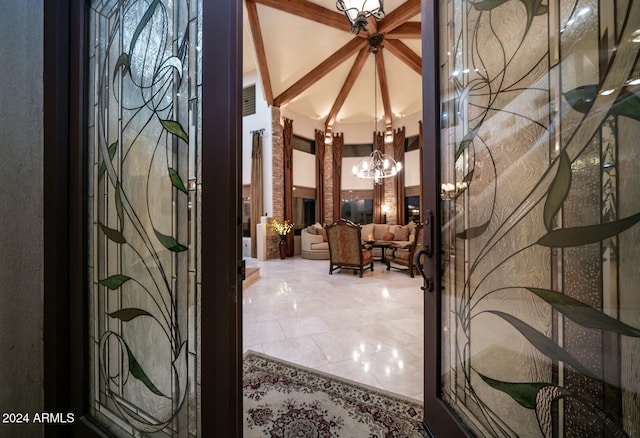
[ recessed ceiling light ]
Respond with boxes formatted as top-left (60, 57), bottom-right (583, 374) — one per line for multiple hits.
top-left (627, 78), bottom-right (640, 85)
top-left (578, 7), bottom-right (590, 16)
top-left (632, 29), bottom-right (640, 43)
top-left (599, 89), bottom-right (616, 96)
top-left (567, 19), bottom-right (575, 26)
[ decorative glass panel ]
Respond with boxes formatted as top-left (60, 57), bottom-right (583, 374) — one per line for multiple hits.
top-left (439, 0), bottom-right (639, 436)
top-left (87, 0), bottom-right (201, 436)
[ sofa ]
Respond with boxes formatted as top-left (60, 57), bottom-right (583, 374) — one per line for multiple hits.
top-left (359, 222), bottom-right (417, 259)
top-left (302, 221), bottom-right (418, 261)
top-left (301, 224), bottom-right (329, 259)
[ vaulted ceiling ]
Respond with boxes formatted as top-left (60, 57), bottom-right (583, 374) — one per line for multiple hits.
top-left (243, 0), bottom-right (422, 133)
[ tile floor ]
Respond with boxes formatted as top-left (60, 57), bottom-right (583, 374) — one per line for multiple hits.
top-left (242, 255), bottom-right (425, 402)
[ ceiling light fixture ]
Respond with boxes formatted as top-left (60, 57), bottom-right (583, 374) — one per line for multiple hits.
top-left (352, 53), bottom-right (401, 185)
top-left (336, 0), bottom-right (385, 34)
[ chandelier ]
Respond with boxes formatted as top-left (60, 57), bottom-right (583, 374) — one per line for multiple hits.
top-left (351, 44), bottom-right (401, 185)
top-left (352, 149), bottom-right (402, 184)
top-left (336, 0), bottom-right (385, 34)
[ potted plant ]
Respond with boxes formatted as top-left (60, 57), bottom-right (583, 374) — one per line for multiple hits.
top-left (272, 219), bottom-right (294, 259)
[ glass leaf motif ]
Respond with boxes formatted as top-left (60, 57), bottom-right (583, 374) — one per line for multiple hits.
top-left (88, 0), bottom-right (198, 434)
top-left (440, 0), bottom-right (640, 435)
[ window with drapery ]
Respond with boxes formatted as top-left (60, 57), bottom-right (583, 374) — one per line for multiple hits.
top-left (292, 186), bottom-right (316, 234)
top-left (340, 190), bottom-right (374, 225)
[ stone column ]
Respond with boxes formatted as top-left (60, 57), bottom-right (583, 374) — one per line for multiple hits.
top-left (324, 138), bottom-right (334, 224)
top-left (268, 107), bottom-right (284, 259)
top-left (384, 140), bottom-right (398, 224)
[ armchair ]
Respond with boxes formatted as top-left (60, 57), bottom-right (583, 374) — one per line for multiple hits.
top-left (384, 224), bottom-right (423, 277)
top-left (326, 219), bottom-right (374, 278)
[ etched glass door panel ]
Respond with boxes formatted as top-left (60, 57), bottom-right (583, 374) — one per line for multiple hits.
top-left (87, 0), bottom-right (201, 436)
top-left (439, 0), bottom-right (639, 435)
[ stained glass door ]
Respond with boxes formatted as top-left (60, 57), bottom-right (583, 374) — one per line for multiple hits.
top-left (429, 0), bottom-right (640, 436)
top-left (86, 0), bottom-right (201, 435)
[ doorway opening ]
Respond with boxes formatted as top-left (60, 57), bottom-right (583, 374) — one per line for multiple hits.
top-left (240, 0), bottom-right (425, 404)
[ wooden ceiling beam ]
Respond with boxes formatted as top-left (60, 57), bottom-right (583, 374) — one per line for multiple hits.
top-left (376, 50), bottom-right (393, 129)
top-left (385, 22), bottom-right (421, 39)
top-left (325, 47), bottom-right (370, 130)
top-left (246, 0), bottom-right (274, 105)
top-left (384, 39), bottom-right (422, 76)
top-left (274, 38), bottom-right (367, 107)
top-left (253, 0), bottom-right (350, 33)
top-left (378, 0), bottom-right (421, 34)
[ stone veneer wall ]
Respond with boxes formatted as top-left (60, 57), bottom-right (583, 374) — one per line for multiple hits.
top-left (383, 141), bottom-right (398, 225)
top-left (268, 107), bottom-right (284, 259)
top-left (324, 139), bottom-right (334, 224)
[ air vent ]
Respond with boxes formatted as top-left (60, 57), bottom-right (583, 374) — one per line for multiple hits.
top-left (343, 143), bottom-right (373, 157)
top-left (242, 84), bottom-right (256, 116)
top-left (405, 135), bottom-right (420, 152)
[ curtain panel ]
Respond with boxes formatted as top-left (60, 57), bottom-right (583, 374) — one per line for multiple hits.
top-left (283, 118), bottom-right (294, 256)
top-left (250, 132), bottom-right (263, 258)
top-left (393, 127), bottom-right (406, 225)
top-left (332, 133), bottom-right (344, 222)
top-left (315, 129), bottom-right (325, 224)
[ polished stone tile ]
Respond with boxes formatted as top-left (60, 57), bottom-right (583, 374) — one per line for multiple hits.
top-left (261, 336), bottom-right (330, 368)
top-left (278, 315), bottom-right (331, 339)
top-left (243, 256), bottom-right (424, 400)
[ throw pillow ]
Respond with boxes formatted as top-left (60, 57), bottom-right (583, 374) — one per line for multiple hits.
top-left (318, 228), bottom-right (327, 242)
top-left (306, 226), bottom-right (317, 235)
top-left (361, 223), bottom-right (374, 241)
top-left (373, 224), bottom-right (388, 240)
top-left (383, 232), bottom-right (394, 241)
top-left (394, 226), bottom-right (410, 241)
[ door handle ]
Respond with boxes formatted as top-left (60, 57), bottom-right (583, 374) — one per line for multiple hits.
top-left (414, 249), bottom-right (434, 292)
top-left (414, 210), bottom-right (435, 292)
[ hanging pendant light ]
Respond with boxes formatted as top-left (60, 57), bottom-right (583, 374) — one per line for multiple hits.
top-left (336, 0), bottom-right (385, 34)
top-left (351, 51), bottom-right (401, 185)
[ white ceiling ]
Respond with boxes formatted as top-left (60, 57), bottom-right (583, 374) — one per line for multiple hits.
top-left (243, 0), bottom-right (422, 128)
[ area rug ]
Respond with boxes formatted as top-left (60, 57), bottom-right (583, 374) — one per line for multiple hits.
top-left (243, 351), bottom-right (426, 437)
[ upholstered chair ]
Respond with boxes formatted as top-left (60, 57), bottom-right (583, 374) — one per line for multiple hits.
top-left (384, 224), bottom-right (423, 277)
top-left (326, 219), bottom-right (374, 278)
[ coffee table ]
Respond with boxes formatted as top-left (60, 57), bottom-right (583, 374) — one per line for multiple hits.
top-left (365, 240), bottom-right (394, 263)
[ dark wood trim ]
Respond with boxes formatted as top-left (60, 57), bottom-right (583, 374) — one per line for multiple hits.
top-left (201, 0), bottom-right (243, 436)
top-left (246, 0), bottom-right (274, 105)
top-left (385, 21), bottom-right (422, 39)
top-left (342, 189), bottom-right (375, 200)
top-left (375, 50), bottom-right (393, 129)
top-left (384, 39), bottom-right (422, 76)
top-left (273, 38), bottom-right (367, 107)
top-left (379, 0), bottom-right (421, 34)
top-left (253, 0), bottom-right (349, 33)
top-left (45, 0), bottom-right (110, 435)
top-left (421, 0), bottom-right (469, 435)
top-left (325, 47), bottom-right (369, 130)
top-left (405, 185), bottom-right (421, 197)
top-left (43, 0), bottom-right (71, 435)
top-left (67, 0), bottom-right (91, 431)
top-left (293, 185), bottom-right (316, 199)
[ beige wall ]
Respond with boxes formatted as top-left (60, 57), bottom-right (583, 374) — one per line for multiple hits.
top-left (0, 0), bottom-right (44, 437)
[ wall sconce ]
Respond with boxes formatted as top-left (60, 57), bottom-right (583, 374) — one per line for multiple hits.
top-left (381, 204), bottom-right (390, 223)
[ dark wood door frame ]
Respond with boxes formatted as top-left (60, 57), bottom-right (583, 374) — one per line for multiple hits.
top-left (421, 0), bottom-right (469, 436)
top-left (43, 0), bottom-right (244, 436)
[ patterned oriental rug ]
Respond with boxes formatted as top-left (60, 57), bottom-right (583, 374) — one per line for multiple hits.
top-left (243, 351), bottom-right (426, 437)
